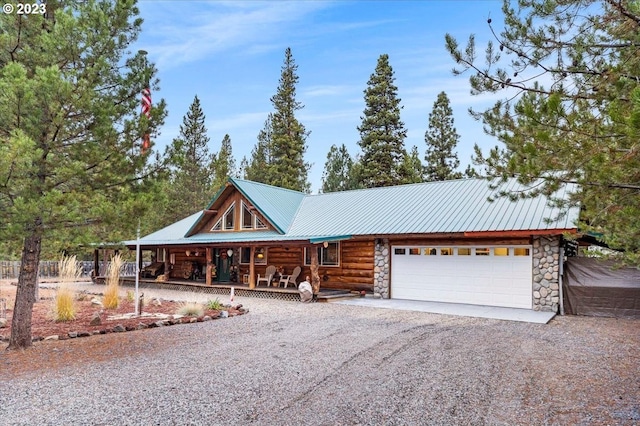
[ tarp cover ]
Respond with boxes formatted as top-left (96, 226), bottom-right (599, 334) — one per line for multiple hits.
top-left (563, 257), bottom-right (640, 318)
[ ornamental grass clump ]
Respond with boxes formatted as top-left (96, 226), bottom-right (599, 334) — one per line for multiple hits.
top-left (103, 254), bottom-right (123, 309)
top-left (177, 302), bottom-right (204, 317)
top-left (54, 255), bottom-right (82, 322)
top-left (206, 298), bottom-right (223, 310)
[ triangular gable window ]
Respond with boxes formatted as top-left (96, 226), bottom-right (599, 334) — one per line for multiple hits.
top-left (242, 202), bottom-right (253, 229)
top-left (211, 218), bottom-right (222, 232)
top-left (255, 216), bottom-right (267, 229)
top-left (223, 203), bottom-right (235, 230)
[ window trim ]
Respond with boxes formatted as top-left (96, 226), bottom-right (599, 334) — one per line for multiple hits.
top-left (239, 247), bottom-right (267, 265)
top-left (223, 203), bottom-right (235, 231)
top-left (304, 242), bottom-right (340, 267)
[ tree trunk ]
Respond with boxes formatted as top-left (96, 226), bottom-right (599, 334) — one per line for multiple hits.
top-left (310, 245), bottom-right (320, 294)
top-left (8, 219), bottom-right (43, 350)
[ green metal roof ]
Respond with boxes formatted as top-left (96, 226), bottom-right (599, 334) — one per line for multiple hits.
top-left (231, 178), bottom-right (305, 233)
top-left (287, 179), bottom-right (578, 237)
top-left (126, 178), bottom-right (579, 247)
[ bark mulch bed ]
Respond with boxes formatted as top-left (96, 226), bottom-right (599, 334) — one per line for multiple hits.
top-left (0, 284), bottom-right (244, 342)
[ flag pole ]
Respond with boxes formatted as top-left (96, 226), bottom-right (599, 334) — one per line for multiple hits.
top-left (135, 221), bottom-right (140, 315)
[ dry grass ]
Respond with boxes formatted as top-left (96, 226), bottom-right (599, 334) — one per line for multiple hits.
top-left (53, 256), bottom-right (82, 322)
top-left (176, 302), bottom-right (204, 317)
top-left (103, 254), bottom-right (123, 309)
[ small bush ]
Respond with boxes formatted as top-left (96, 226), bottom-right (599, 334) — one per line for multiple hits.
top-left (206, 298), bottom-right (223, 310)
top-left (54, 285), bottom-right (76, 322)
top-left (177, 302), bottom-right (204, 317)
top-left (126, 290), bottom-right (134, 302)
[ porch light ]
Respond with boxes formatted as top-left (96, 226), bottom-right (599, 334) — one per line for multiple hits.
top-left (257, 252), bottom-right (264, 259)
top-left (227, 249), bottom-right (234, 257)
top-left (185, 250), bottom-right (191, 257)
top-left (323, 241), bottom-right (329, 248)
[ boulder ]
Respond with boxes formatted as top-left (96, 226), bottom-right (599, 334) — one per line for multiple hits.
top-left (89, 312), bottom-right (102, 326)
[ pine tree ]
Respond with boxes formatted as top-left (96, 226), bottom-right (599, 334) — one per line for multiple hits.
top-left (211, 134), bottom-right (236, 190)
top-left (165, 95), bottom-right (213, 219)
top-left (424, 92), bottom-right (463, 181)
top-left (321, 144), bottom-right (358, 193)
top-left (400, 146), bottom-right (424, 184)
top-left (0, 1), bottom-right (166, 349)
top-left (446, 0), bottom-right (640, 263)
top-left (267, 47), bottom-right (310, 192)
top-left (357, 54), bottom-right (409, 188)
top-left (244, 114), bottom-right (274, 183)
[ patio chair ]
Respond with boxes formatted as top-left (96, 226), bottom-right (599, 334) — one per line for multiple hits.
top-left (279, 266), bottom-right (301, 288)
top-left (256, 265), bottom-right (276, 287)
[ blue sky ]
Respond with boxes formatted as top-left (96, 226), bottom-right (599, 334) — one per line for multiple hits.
top-left (135, 1), bottom-right (506, 192)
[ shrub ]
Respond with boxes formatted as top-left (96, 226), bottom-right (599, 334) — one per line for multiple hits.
top-left (54, 284), bottom-right (76, 322)
top-left (177, 302), bottom-right (204, 317)
top-left (103, 254), bottom-right (123, 309)
top-left (206, 298), bottom-right (223, 310)
top-left (126, 290), bottom-right (134, 302)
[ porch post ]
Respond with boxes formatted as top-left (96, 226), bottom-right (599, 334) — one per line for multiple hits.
top-left (249, 246), bottom-right (256, 289)
top-left (309, 244), bottom-right (320, 294)
top-left (206, 247), bottom-right (213, 286)
top-left (164, 248), bottom-right (170, 278)
top-left (93, 249), bottom-right (99, 278)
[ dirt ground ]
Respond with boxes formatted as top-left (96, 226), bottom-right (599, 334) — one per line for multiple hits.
top-left (1, 279), bottom-right (638, 425)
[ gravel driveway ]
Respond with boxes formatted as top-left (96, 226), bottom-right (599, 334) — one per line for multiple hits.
top-left (1, 287), bottom-right (639, 425)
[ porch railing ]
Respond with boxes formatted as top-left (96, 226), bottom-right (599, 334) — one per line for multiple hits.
top-left (0, 260), bottom-right (143, 280)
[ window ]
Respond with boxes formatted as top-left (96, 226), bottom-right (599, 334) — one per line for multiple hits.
top-left (424, 248), bottom-right (437, 256)
top-left (440, 248), bottom-right (453, 256)
top-left (514, 247), bottom-right (530, 256)
top-left (304, 242), bottom-right (340, 266)
top-left (457, 248), bottom-right (471, 255)
top-left (494, 247), bottom-right (509, 256)
top-left (409, 248), bottom-right (421, 255)
top-left (255, 216), bottom-right (267, 229)
top-left (211, 218), bottom-right (222, 232)
top-left (240, 247), bottom-right (267, 264)
top-left (394, 248), bottom-right (406, 255)
top-left (223, 204), bottom-right (235, 230)
top-left (242, 203), bottom-right (252, 229)
top-left (475, 247), bottom-right (490, 256)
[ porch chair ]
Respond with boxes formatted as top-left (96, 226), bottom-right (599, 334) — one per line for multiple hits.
top-left (256, 265), bottom-right (276, 287)
top-left (279, 266), bottom-right (301, 289)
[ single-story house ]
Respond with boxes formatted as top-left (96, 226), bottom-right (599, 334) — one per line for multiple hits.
top-left (123, 177), bottom-right (579, 312)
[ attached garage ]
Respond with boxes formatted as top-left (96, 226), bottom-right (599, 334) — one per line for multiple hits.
top-left (391, 246), bottom-right (533, 309)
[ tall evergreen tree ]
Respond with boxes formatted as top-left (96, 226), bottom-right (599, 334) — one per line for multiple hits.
top-left (400, 146), bottom-right (424, 184)
top-left (0, 1), bottom-right (166, 349)
top-left (321, 144), bottom-right (358, 193)
top-left (267, 47), bottom-right (310, 192)
top-left (244, 114), bottom-right (274, 183)
top-left (211, 133), bottom-right (236, 190)
top-left (164, 95), bottom-right (213, 219)
top-left (424, 91), bottom-right (463, 181)
top-left (357, 54), bottom-right (409, 188)
top-left (446, 0), bottom-right (640, 263)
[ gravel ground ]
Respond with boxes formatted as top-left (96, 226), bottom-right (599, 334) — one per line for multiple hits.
top-left (1, 284), bottom-right (639, 425)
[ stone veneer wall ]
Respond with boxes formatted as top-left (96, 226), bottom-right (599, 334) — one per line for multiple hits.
top-left (373, 239), bottom-right (390, 298)
top-left (532, 236), bottom-right (561, 312)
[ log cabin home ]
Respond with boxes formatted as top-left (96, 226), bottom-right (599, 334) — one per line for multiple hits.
top-left (121, 177), bottom-right (579, 312)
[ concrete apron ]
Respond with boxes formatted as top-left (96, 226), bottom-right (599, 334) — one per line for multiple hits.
top-left (335, 298), bottom-right (556, 324)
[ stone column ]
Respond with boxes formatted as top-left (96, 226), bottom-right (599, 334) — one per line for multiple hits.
top-left (532, 236), bottom-right (561, 312)
top-left (374, 239), bottom-right (390, 299)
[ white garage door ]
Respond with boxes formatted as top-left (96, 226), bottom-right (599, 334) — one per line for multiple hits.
top-left (391, 246), bottom-right (532, 309)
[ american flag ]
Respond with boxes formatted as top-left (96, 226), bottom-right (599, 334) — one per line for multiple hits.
top-left (141, 87), bottom-right (151, 153)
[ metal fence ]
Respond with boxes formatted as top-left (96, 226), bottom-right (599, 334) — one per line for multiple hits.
top-left (0, 261), bottom-right (140, 280)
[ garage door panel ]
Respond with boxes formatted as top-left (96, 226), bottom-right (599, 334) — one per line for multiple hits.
top-left (392, 246), bottom-right (532, 309)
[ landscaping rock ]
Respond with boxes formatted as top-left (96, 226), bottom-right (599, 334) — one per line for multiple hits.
top-left (68, 332), bottom-right (78, 338)
top-left (89, 312), bottom-right (102, 326)
top-left (44, 335), bottom-right (59, 341)
top-left (113, 324), bottom-right (126, 332)
top-left (150, 297), bottom-right (162, 306)
top-left (90, 298), bottom-right (102, 306)
top-left (219, 311), bottom-right (229, 318)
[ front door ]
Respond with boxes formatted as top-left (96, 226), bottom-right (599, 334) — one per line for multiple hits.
top-left (216, 249), bottom-right (231, 281)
